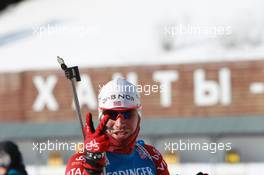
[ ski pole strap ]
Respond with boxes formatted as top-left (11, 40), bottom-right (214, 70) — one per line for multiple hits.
top-left (65, 66), bottom-right (81, 81)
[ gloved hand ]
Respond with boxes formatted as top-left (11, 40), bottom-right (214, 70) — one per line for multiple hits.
top-left (83, 113), bottom-right (110, 175)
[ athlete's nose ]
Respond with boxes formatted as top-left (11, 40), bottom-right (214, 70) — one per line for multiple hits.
top-left (115, 114), bottom-right (125, 126)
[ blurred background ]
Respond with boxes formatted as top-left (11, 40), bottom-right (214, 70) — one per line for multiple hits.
top-left (1, 0), bottom-right (264, 174)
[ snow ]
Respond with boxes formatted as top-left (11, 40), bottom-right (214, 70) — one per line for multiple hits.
top-left (0, 0), bottom-right (264, 72)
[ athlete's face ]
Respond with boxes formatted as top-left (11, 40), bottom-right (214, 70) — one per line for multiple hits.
top-left (103, 109), bottom-right (139, 140)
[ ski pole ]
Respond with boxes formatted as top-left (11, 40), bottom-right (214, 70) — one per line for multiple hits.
top-left (57, 56), bottom-right (85, 139)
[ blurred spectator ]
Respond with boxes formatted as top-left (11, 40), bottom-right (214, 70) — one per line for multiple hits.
top-left (0, 141), bottom-right (27, 175)
top-left (0, 0), bottom-right (25, 12)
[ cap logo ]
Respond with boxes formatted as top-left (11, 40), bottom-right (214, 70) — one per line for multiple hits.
top-left (102, 94), bottom-right (134, 104)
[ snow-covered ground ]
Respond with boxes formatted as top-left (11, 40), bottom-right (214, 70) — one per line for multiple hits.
top-left (0, 0), bottom-right (264, 72)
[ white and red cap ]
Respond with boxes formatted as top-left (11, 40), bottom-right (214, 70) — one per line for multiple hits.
top-left (98, 78), bottom-right (141, 119)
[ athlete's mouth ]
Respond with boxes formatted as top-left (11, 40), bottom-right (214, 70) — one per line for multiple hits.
top-left (113, 130), bottom-right (129, 135)
top-left (107, 128), bottom-right (130, 136)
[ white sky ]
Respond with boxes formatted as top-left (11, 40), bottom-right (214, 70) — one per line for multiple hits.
top-left (0, 0), bottom-right (264, 72)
